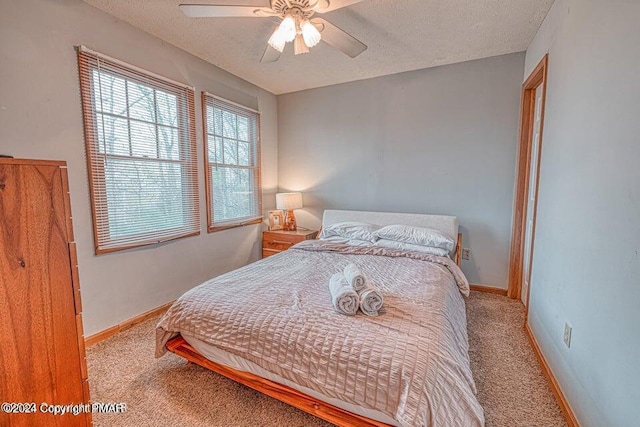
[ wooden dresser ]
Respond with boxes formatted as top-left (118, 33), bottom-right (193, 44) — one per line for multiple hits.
top-left (262, 229), bottom-right (318, 258)
top-left (0, 159), bottom-right (90, 426)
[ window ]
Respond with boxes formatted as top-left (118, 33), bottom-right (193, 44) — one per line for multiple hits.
top-left (77, 47), bottom-right (199, 254)
top-left (203, 93), bottom-right (262, 232)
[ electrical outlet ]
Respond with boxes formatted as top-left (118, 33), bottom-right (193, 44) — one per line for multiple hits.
top-left (563, 322), bottom-right (572, 348)
top-left (462, 248), bottom-right (471, 260)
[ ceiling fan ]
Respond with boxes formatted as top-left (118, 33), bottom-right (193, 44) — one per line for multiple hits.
top-left (179, 0), bottom-right (368, 62)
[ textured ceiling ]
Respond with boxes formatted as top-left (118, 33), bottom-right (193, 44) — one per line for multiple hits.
top-left (83, 0), bottom-right (554, 94)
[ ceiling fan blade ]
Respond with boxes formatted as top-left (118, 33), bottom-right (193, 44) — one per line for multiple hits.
top-left (261, 44), bottom-right (281, 63)
top-left (179, 4), bottom-right (271, 18)
top-left (312, 0), bottom-right (364, 13)
top-left (312, 18), bottom-right (367, 58)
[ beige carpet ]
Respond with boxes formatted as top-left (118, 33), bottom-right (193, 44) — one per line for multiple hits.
top-left (86, 292), bottom-right (566, 426)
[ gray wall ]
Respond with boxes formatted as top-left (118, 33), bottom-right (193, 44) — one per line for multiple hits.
top-left (278, 53), bottom-right (525, 287)
top-left (0, 0), bottom-right (278, 335)
top-left (525, 0), bottom-right (640, 425)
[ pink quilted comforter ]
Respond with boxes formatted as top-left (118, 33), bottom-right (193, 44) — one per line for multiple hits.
top-left (156, 240), bottom-right (484, 426)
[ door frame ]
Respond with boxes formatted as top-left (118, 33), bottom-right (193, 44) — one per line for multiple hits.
top-left (507, 54), bottom-right (548, 304)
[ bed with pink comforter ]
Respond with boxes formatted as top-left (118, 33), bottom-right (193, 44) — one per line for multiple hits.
top-left (156, 240), bottom-right (484, 426)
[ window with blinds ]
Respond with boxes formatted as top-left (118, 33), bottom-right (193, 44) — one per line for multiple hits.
top-left (203, 93), bottom-right (262, 232)
top-left (77, 47), bottom-right (199, 254)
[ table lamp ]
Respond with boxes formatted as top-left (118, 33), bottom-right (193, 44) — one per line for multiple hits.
top-left (276, 192), bottom-right (303, 231)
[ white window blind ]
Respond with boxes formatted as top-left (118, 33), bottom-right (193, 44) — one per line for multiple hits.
top-left (203, 93), bottom-right (262, 232)
top-left (77, 47), bottom-right (199, 254)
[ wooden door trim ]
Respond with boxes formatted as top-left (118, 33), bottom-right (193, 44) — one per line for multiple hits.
top-left (507, 55), bottom-right (548, 301)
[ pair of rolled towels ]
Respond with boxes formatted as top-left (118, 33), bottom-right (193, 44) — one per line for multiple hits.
top-left (329, 263), bottom-right (384, 316)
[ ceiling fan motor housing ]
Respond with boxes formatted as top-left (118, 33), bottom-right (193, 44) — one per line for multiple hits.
top-left (271, 0), bottom-right (316, 18)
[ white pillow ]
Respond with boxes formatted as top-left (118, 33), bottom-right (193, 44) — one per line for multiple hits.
top-left (375, 239), bottom-right (450, 257)
top-left (320, 236), bottom-right (375, 247)
top-left (374, 224), bottom-right (455, 252)
top-left (320, 221), bottom-right (379, 243)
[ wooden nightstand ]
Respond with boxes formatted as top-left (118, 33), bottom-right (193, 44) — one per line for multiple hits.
top-left (262, 229), bottom-right (318, 258)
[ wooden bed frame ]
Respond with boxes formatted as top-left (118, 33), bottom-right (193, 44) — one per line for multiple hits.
top-left (166, 336), bottom-right (391, 426)
top-left (166, 232), bottom-right (464, 426)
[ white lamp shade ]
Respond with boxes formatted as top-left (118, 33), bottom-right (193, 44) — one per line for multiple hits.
top-left (276, 192), bottom-right (303, 210)
top-left (278, 15), bottom-right (297, 43)
top-left (301, 19), bottom-right (321, 48)
top-left (268, 28), bottom-right (286, 52)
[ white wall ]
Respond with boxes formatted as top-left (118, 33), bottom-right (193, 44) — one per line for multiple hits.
top-left (0, 0), bottom-right (278, 335)
top-left (525, 0), bottom-right (640, 425)
top-left (277, 53), bottom-right (525, 287)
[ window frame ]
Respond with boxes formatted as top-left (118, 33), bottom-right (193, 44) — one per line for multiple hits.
top-left (202, 92), bottom-right (263, 233)
top-left (77, 47), bottom-right (200, 254)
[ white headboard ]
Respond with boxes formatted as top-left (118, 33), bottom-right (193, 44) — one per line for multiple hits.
top-left (322, 210), bottom-right (459, 243)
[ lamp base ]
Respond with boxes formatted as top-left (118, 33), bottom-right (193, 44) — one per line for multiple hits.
top-left (283, 209), bottom-right (297, 231)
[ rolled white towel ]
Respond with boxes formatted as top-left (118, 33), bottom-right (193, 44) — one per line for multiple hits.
top-left (358, 282), bottom-right (384, 316)
top-left (343, 263), bottom-right (367, 292)
top-left (329, 273), bottom-right (359, 316)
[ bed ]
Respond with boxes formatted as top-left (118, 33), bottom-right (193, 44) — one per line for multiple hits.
top-left (156, 210), bottom-right (484, 426)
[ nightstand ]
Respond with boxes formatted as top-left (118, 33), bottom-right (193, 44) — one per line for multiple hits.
top-left (262, 229), bottom-right (318, 258)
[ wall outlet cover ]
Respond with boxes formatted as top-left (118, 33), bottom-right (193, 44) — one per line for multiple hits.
top-left (563, 322), bottom-right (572, 348)
top-left (462, 248), bottom-right (471, 260)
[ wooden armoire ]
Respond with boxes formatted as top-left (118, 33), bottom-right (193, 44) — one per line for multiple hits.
top-left (0, 158), bottom-right (91, 426)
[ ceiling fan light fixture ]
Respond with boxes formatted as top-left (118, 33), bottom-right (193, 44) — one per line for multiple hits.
top-left (179, 1), bottom-right (368, 63)
top-left (278, 15), bottom-right (297, 43)
top-left (294, 34), bottom-right (310, 55)
top-left (268, 28), bottom-right (287, 52)
top-left (301, 19), bottom-right (321, 48)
